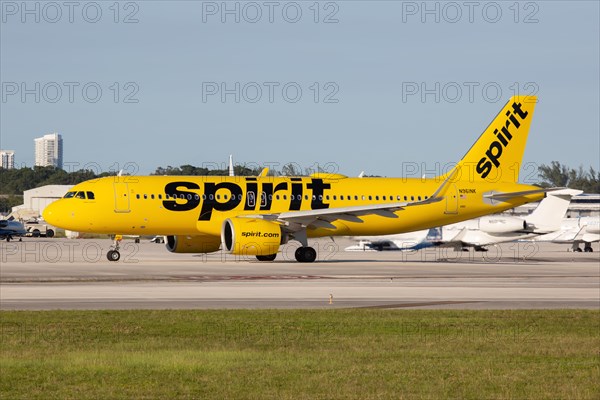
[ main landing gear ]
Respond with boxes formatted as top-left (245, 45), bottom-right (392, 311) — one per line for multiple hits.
top-left (295, 246), bottom-right (317, 263)
top-left (254, 247), bottom-right (317, 262)
top-left (571, 242), bottom-right (594, 253)
top-left (106, 235), bottom-right (123, 262)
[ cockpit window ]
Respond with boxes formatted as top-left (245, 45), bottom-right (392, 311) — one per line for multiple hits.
top-left (87, 191), bottom-right (95, 200)
top-left (75, 191), bottom-right (86, 199)
top-left (64, 192), bottom-right (76, 198)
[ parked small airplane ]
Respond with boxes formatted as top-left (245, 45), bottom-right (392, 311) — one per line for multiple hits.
top-left (0, 219), bottom-right (27, 242)
top-left (532, 216), bottom-right (599, 252)
top-left (345, 189), bottom-right (582, 252)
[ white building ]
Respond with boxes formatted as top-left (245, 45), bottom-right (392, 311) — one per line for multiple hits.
top-left (11, 185), bottom-right (73, 220)
top-left (34, 133), bottom-right (63, 168)
top-left (0, 150), bottom-right (15, 169)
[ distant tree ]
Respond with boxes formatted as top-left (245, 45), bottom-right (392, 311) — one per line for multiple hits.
top-left (281, 163), bottom-right (303, 176)
top-left (538, 161), bottom-right (600, 193)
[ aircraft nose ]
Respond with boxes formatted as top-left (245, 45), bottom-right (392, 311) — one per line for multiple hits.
top-left (42, 201), bottom-right (61, 227)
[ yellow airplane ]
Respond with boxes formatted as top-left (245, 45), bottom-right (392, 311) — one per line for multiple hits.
top-left (44, 96), bottom-right (552, 262)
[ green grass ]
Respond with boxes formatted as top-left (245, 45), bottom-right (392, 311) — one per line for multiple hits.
top-left (1, 310), bottom-right (598, 399)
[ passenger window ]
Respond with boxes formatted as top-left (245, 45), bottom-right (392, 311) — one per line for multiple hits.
top-left (158, 194), bottom-right (162, 200)
top-left (194, 194), bottom-right (199, 200)
top-left (216, 194), bottom-right (220, 200)
top-left (368, 196), bottom-right (372, 201)
top-left (375, 196), bottom-right (379, 201)
top-left (283, 195), bottom-right (287, 200)
top-left (397, 195), bottom-right (401, 201)
top-left (382, 196), bottom-right (386, 201)
top-left (361, 195), bottom-right (365, 200)
top-left (411, 196), bottom-right (414, 201)
top-left (144, 194), bottom-right (148, 199)
top-left (418, 196), bottom-right (422, 201)
top-left (404, 196), bottom-right (408, 201)
top-left (276, 195), bottom-right (280, 200)
top-left (86, 192), bottom-right (95, 199)
top-left (333, 195), bottom-right (337, 200)
top-left (151, 194), bottom-right (155, 199)
top-left (247, 192), bottom-right (255, 207)
top-left (354, 196), bottom-right (358, 200)
top-left (75, 191), bottom-right (86, 199)
top-left (64, 191), bottom-right (76, 198)
top-left (136, 194), bottom-right (140, 199)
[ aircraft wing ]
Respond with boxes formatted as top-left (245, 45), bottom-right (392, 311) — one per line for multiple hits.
top-left (239, 197), bottom-right (444, 231)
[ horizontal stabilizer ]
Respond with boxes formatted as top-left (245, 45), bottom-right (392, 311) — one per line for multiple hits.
top-left (483, 187), bottom-right (566, 204)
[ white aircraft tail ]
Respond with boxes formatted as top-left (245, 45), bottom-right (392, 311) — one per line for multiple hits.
top-left (526, 189), bottom-right (582, 233)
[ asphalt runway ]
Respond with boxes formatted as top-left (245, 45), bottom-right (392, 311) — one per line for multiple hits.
top-left (1, 238), bottom-right (598, 310)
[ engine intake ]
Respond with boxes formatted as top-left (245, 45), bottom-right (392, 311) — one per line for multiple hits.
top-left (222, 218), bottom-right (282, 256)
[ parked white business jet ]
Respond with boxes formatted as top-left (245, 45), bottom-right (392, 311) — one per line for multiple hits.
top-left (531, 216), bottom-right (599, 252)
top-left (345, 189), bottom-right (581, 252)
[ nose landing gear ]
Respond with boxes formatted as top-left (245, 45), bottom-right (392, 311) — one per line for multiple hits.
top-left (106, 235), bottom-right (123, 262)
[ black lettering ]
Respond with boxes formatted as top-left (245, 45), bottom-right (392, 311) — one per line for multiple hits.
top-left (476, 158), bottom-right (492, 179)
top-left (163, 181), bottom-right (200, 211)
top-left (260, 183), bottom-right (273, 211)
top-left (289, 178), bottom-right (303, 210)
top-left (501, 126), bottom-right (513, 140)
top-left (245, 178), bottom-right (257, 211)
top-left (507, 111), bottom-right (521, 129)
top-left (307, 179), bottom-right (331, 209)
top-left (512, 102), bottom-right (528, 119)
top-left (494, 128), bottom-right (509, 146)
top-left (199, 182), bottom-right (242, 221)
top-left (485, 141), bottom-right (503, 168)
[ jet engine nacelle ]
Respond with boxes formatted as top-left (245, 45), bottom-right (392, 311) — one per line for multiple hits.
top-left (166, 235), bottom-right (221, 253)
top-left (478, 216), bottom-right (526, 234)
top-left (585, 222), bottom-right (600, 234)
top-left (221, 218), bottom-right (282, 256)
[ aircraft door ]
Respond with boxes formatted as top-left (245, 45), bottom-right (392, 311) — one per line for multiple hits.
top-left (444, 184), bottom-right (458, 214)
top-left (114, 183), bottom-right (130, 213)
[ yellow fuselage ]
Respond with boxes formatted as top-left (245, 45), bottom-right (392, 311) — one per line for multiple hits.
top-left (44, 175), bottom-right (544, 238)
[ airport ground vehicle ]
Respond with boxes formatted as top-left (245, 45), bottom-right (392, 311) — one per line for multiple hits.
top-left (24, 220), bottom-right (55, 238)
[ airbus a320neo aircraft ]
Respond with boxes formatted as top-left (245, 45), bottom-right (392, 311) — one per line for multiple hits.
top-left (44, 96), bottom-right (553, 262)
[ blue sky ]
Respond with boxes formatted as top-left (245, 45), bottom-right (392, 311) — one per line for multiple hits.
top-left (1, 1), bottom-right (599, 180)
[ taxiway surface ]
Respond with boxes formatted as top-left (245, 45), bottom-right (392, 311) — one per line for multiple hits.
top-left (1, 238), bottom-right (598, 310)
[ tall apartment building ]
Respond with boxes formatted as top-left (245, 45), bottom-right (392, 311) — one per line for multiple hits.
top-left (0, 150), bottom-right (15, 169)
top-left (34, 133), bottom-right (63, 169)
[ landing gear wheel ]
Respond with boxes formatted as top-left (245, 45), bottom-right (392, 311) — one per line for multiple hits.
top-left (295, 246), bottom-right (317, 263)
top-left (107, 250), bottom-right (121, 261)
top-left (256, 254), bottom-right (277, 262)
